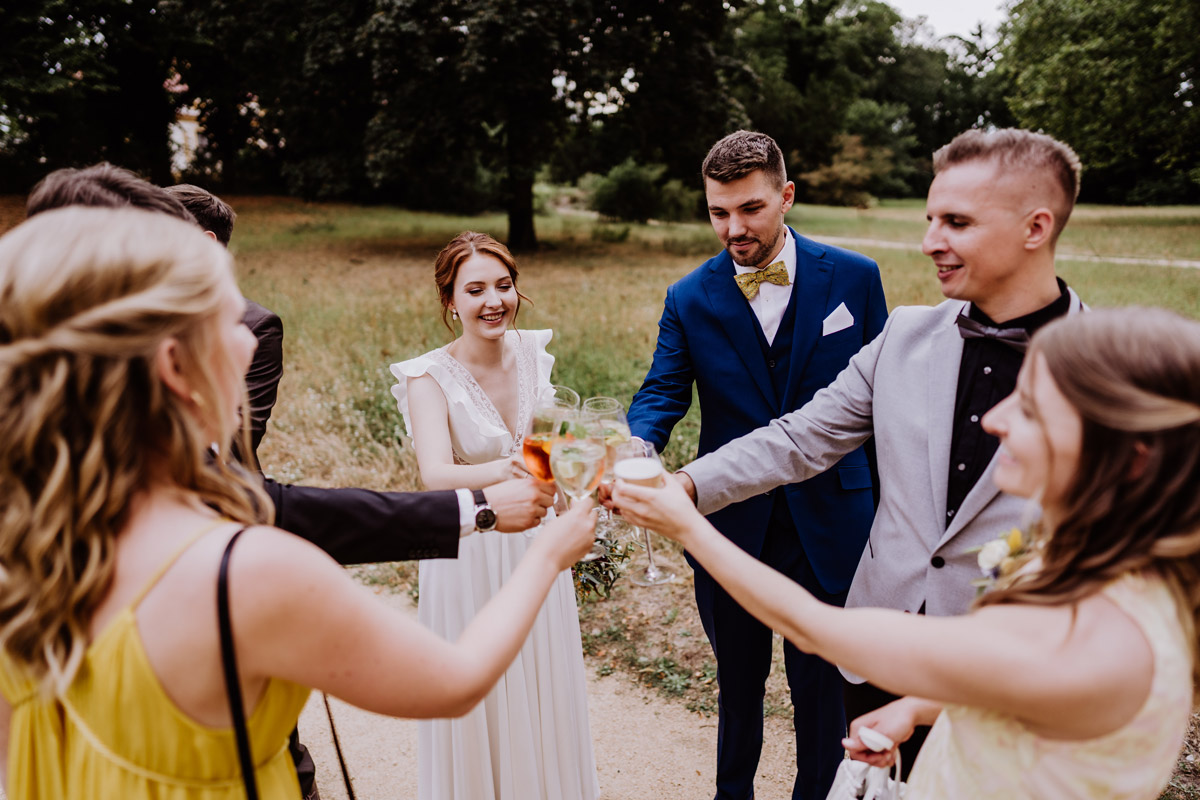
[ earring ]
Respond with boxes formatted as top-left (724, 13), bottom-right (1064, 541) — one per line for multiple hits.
top-left (451, 309), bottom-right (459, 321)
top-left (190, 390), bottom-right (205, 408)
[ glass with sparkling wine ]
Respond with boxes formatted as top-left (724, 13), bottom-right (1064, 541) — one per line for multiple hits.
top-left (550, 413), bottom-right (608, 561)
top-left (523, 385), bottom-right (579, 515)
top-left (613, 440), bottom-right (676, 586)
top-left (581, 396), bottom-right (631, 539)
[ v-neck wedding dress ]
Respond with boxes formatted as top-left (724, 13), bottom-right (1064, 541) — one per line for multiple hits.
top-left (390, 329), bottom-right (599, 800)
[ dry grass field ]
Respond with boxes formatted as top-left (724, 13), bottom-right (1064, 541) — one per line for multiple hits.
top-left (2, 194), bottom-right (1199, 797)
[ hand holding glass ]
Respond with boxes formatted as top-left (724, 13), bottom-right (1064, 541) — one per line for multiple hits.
top-left (523, 385), bottom-right (581, 520)
top-left (613, 441), bottom-right (676, 586)
top-left (581, 396), bottom-right (631, 538)
top-left (550, 414), bottom-right (608, 561)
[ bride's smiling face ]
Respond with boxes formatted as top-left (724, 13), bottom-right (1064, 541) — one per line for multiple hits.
top-left (449, 253), bottom-right (518, 340)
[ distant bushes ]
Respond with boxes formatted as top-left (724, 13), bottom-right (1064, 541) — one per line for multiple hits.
top-left (586, 159), bottom-right (703, 223)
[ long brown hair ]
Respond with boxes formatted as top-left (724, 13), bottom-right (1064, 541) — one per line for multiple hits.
top-left (0, 208), bottom-right (270, 695)
top-left (433, 231), bottom-right (531, 334)
top-left (979, 308), bottom-right (1200, 677)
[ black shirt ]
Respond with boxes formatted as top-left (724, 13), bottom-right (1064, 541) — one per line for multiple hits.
top-left (945, 279), bottom-right (1072, 526)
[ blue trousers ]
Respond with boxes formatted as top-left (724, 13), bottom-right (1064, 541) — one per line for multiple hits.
top-left (693, 502), bottom-right (848, 800)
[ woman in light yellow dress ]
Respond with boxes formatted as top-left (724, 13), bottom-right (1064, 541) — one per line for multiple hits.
top-left (616, 307), bottom-right (1200, 800)
top-left (0, 208), bottom-right (595, 799)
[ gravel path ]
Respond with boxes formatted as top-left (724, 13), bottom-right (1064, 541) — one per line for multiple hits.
top-left (299, 591), bottom-right (799, 800)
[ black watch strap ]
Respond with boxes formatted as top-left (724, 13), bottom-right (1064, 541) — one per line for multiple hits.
top-left (472, 488), bottom-right (487, 506)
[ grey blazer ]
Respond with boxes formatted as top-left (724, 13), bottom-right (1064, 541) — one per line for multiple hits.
top-left (686, 291), bottom-right (1085, 627)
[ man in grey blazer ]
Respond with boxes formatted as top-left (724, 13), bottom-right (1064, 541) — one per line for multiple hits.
top-left (672, 128), bottom-right (1087, 775)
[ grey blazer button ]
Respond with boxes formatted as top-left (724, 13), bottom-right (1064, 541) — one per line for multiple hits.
top-left (930, 556), bottom-right (945, 568)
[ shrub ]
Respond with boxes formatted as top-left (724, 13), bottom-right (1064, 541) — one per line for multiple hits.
top-left (659, 178), bottom-right (704, 222)
top-left (589, 158), bottom-right (668, 223)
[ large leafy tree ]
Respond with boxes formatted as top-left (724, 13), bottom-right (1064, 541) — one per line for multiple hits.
top-left (365, 0), bottom-right (600, 250)
top-left (1003, 0), bottom-right (1200, 202)
top-left (172, 0), bottom-right (377, 196)
top-left (364, 0), bottom-right (751, 249)
top-left (0, 0), bottom-right (182, 191)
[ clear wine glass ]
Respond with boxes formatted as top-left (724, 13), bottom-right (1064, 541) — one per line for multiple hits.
top-left (581, 396), bottom-right (631, 539)
top-left (613, 440), bottom-right (677, 585)
top-left (550, 412), bottom-right (608, 561)
top-left (523, 385), bottom-right (580, 525)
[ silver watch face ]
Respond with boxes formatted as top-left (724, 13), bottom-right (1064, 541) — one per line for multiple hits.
top-left (475, 507), bottom-right (497, 530)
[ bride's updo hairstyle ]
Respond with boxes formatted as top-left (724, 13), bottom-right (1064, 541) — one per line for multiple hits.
top-left (979, 308), bottom-right (1200, 675)
top-left (0, 207), bottom-right (269, 695)
top-left (433, 231), bottom-right (531, 334)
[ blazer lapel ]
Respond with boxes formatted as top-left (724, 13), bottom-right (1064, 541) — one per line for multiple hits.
top-left (783, 232), bottom-right (834, 411)
top-left (926, 304), bottom-right (966, 530)
top-left (701, 252), bottom-right (776, 409)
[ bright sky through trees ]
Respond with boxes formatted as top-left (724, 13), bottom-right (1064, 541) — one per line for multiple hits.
top-left (886, 0), bottom-right (1005, 37)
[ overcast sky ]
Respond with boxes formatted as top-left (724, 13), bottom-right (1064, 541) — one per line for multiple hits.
top-left (884, 0), bottom-right (1007, 38)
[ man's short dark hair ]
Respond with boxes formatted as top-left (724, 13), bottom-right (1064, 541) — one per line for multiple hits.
top-left (26, 163), bottom-right (196, 224)
top-left (701, 131), bottom-right (787, 190)
top-left (165, 184), bottom-right (237, 246)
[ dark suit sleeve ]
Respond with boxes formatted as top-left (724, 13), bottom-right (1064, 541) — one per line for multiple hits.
top-left (263, 477), bottom-right (461, 565)
top-left (863, 267), bottom-right (888, 345)
top-left (244, 309), bottom-right (284, 456)
top-left (626, 284), bottom-right (694, 452)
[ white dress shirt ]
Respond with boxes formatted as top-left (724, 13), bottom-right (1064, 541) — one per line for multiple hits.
top-left (457, 488), bottom-right (477, 536)
top-left (732, 226), bottom-right (796, 345)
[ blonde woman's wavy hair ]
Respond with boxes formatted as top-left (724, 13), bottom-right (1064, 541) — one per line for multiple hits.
top-left (0, 207), bottom-right (271, 696)
top-left (979, 307), bottom-right (1200, 681)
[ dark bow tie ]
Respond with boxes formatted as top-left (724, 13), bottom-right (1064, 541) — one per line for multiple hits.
top-left (955, 313), bottom-right (1030, 353)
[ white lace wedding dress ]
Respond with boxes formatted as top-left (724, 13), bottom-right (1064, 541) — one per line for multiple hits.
top-left (390, 329), bottom-right (600, 800)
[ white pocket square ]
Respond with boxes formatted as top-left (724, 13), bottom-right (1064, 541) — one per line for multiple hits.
top-left (822, 302), bottom-right (854, 336)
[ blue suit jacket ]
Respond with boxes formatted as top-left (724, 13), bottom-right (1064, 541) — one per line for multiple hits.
top-left (627, 227), bottom-right (888, 593)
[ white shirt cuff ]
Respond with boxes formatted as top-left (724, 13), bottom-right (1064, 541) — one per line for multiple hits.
top-left (456, 488), bottom-right (476, 537)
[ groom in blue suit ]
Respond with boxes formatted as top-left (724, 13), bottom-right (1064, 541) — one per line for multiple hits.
top-left (627, 131), bottom-right (887, 800)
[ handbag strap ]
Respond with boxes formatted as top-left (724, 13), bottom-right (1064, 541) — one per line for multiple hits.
top-left (218, 527), bottom-right (258, 800)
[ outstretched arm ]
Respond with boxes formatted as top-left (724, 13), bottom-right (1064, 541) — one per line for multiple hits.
top-left (613, 478), bottom-right (1154, 740)
top-left (681, 315), bottom-right (888, 515)
top-left (237, 499), bottom-right (598, 717)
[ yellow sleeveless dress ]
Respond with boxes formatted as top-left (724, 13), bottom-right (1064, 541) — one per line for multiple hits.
top-left (0, 525), bottom-right (311, 799)
top-left (906, 572), bottom-right (1193, 799)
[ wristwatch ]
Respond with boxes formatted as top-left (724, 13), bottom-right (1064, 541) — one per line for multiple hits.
top-left (472, 489), bottom-right (497, 532)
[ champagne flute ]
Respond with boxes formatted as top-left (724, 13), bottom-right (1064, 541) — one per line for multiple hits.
top-left (550, 412), bottom-right (608, 561)
top-left (581, 396), bottom-right (631, 538)
top-left (613, 440), bottom-right (677, 585)
top-left (523, 386), bottom-right (581, 522)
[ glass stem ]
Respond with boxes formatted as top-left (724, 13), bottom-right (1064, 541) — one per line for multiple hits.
top-left (642, 528), bottom-right (658, 574)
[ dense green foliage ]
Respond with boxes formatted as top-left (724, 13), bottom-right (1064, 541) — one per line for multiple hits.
top-left (1002, 0), bottom-right (1200, 204)
top-left (3, 0), bottom-right (1196, 240)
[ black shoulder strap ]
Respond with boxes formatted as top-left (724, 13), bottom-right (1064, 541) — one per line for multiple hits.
top-left (218, 527), bottom-right (259, 800)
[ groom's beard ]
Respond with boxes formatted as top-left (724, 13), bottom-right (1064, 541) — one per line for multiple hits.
top-left (726, 225), bottom-right (783, 269)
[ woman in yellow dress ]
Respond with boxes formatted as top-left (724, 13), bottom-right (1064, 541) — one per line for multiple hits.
top-left (615, 307), bottom-right (1200, 799)
top-left (0, 207), bottom-right (595, 798)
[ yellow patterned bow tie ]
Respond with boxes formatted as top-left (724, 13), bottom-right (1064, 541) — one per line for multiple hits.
top-left (734, 260), bottom-right (790, 300)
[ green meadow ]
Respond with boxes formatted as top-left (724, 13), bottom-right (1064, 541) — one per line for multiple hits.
top-left (207, 198), bottom-right (1200, 495)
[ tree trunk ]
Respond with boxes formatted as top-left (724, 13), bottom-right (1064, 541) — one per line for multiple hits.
top-left (506, 168), bottom-right (538, 252)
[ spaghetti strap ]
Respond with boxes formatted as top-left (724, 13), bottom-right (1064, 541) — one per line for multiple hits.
top-left (128, 518), bottom-right (232, 608)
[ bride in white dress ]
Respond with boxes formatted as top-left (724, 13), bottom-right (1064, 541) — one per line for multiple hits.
top-left (390, 231), bottom-right (600, 800)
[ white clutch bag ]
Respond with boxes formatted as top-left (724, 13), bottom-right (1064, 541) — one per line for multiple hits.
top-left (825, 727), bottom-right (906, 800)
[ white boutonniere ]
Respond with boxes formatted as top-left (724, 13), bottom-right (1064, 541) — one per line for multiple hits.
top-left (967, 527), bottom-right (1030, 597)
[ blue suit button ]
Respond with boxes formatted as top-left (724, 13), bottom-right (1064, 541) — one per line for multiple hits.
top-left (931, 556), bottom-right (945, 568)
